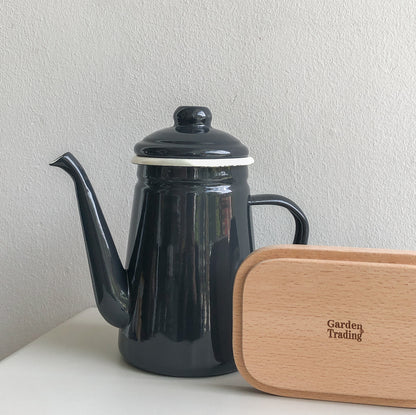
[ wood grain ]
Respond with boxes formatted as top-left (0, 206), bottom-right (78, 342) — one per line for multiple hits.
top-left (233, 245), bottom-right (416, 407)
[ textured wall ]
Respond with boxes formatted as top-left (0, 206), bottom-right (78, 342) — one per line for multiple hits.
top-left (2, 1), bottom-right (416, 359)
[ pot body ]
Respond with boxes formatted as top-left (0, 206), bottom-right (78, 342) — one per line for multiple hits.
top-left (119, 165), bottom-right (252, 376)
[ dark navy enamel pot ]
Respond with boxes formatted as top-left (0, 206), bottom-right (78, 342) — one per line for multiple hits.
top-left (50, 106), bottom-right (309, 377)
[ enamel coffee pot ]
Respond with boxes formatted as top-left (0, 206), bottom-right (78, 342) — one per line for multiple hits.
top-left (50, 106), bottom-right (309, 377)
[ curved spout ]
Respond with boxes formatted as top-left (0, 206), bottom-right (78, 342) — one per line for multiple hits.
top-left (50, 152), bottom-right (129, 328)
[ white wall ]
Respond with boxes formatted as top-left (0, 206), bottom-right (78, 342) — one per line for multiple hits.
top-left (2, 0), bottom-right (416, 359)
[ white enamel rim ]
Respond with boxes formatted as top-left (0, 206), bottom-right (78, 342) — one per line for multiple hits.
top-left (131, 156), bottom-right (254, 167)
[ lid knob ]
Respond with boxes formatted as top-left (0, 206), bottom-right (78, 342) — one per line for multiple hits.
top-left (174, 106), bottom-right (212, 127)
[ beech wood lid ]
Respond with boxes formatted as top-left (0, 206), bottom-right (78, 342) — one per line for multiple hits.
top-left (233, 245), bottom-right (416, 408)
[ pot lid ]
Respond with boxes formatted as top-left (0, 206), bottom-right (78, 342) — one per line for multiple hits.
top-left (132, 106), bottom-right (253, 167)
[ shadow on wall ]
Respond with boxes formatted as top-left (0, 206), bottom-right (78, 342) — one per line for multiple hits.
top-left (0, 202), bottom-right (94, 360)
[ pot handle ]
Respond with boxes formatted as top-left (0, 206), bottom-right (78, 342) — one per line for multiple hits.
top-left (248, 194), bottom-right (309, 244)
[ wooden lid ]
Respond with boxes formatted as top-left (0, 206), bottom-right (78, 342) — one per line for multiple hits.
top-left (233, 245), bottom-right (416, 408)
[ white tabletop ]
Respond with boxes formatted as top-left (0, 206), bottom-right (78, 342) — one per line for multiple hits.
top-left (0, 308), bottom-right (412, 414)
